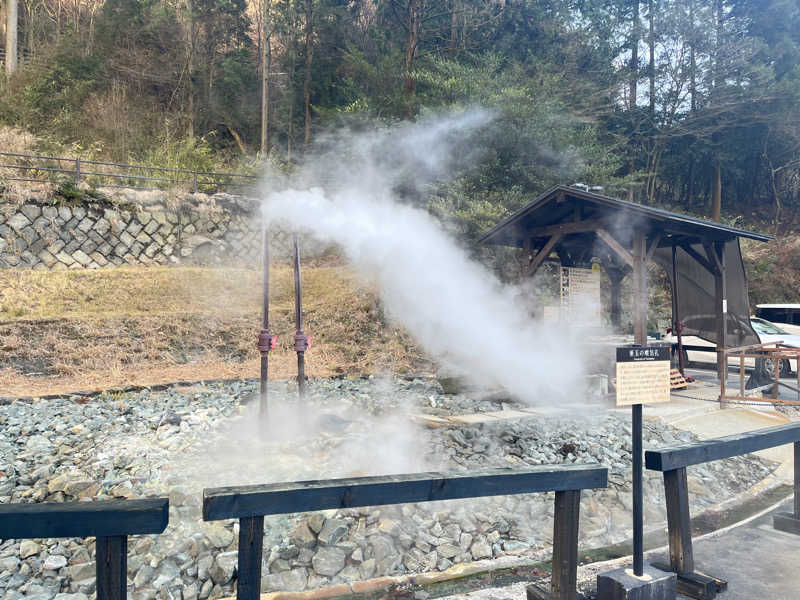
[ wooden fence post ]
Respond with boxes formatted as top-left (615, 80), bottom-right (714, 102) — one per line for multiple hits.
top-left (551, 489), bottom-right (581, 600)
top-left (663, 467), bottom-right (693, 574)
top-left (96, 535), bottom-right (127, 600)
top-left (237, 516), bottom-right (264, 600)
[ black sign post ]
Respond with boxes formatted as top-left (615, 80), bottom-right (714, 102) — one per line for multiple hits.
top-left (615, 345), bottom-right (671, 577)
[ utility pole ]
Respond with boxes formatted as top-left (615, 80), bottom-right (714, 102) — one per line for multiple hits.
top-left (5, 0), bottom-right (18, 77)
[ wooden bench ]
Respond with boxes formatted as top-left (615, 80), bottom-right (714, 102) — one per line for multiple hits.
top-left (0, 498), bottom-right (169, 600)
top-left (645, 422), bottom-right (800, 599)
top-left (203, 465), bottom-right (608, 600)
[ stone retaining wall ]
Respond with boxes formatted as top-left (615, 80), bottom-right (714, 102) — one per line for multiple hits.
top-left (0, 189), bottom-right (268, 269)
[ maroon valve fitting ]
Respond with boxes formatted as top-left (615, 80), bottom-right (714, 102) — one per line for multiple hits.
top-left (294, 332), bottom-right (310, 353)
top-left (257, 330), bottom-right (277, 354)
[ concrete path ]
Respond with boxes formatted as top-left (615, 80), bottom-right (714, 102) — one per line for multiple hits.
top-left (653, 498), bottom-right (800, 600)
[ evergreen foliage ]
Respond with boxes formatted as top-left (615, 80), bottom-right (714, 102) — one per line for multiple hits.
top-left (0, 0), bottom-right (798, 232)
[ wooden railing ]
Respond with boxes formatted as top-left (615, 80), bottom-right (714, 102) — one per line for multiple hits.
top-left (645, 422), bottom-right (800, 599)
top-left (203, 465), bottom-right (608, 600)
top-left (0, 498), bottom-right (169, 600)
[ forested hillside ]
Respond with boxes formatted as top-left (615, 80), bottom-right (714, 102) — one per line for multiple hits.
top-left (1, 0), bottom-right (799, 233)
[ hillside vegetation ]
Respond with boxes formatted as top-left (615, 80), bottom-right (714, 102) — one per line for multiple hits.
top-left (0, 0), bottom-right (799, 236)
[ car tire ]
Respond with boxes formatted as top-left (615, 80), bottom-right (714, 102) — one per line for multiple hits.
top-left (760, 357), bottom-right (792, 379)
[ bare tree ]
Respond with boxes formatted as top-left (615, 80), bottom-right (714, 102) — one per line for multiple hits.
top-left (5, 0), bottom-right (18, 76)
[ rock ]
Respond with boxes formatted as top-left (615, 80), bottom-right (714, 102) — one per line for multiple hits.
top-left (277, 567), bottom-right (308, 591)
top-left (359, 558), bottom-right (377, 579)
top-left (317, 519), bottom-right (348, 546)
top-left (20, 540), bottom-right (41, 558)
top-left (291, 522), bottom-right (317, 549)
top-left (307, 513), bottom-right (326, 534)
top-left (43, 554), bottom-right (67, 570)
top-left (470, 539), bottom-right (492, 560)
top-left (205, 523), bottom-right (234, 549)
top-left (437, 543), bottom-right (460, 559)
top-left (209, 551), bottom-right (238, 585)
top-left (133, 565), bottom-right (154, 588)
top-left (311, 546), bottom-right (346, 576)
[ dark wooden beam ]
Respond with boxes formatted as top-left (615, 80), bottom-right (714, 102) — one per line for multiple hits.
top-left (203, 466), bottom-right (608, 521)
top-left (663, 468), bottom-right (694, 574)
top-left (0, 498), bottom-right (169, 539)
top-left (633, 235), bottom-right (647, 345)
top-left (596, 229), bottom-right (634, 267)
top-left (96, 535), bottom-right (127, 600)
top-left (551, 490), bottom-right (581, 600)
top-left (679, 244), bottom-right (717, 275)
top-left (526, 233), bottom-right (563, 277)
top-left (237, 516), bottom-right (264, 600)
top-left (525, 219), bottom-right (606, 240)
top-left (646, 233), bottom-right (663, 262)
top-left (645, 422), bottom-right (800, 471)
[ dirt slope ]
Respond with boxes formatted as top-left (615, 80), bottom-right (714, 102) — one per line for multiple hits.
top-left (0, 265), bottom-right (429, 397)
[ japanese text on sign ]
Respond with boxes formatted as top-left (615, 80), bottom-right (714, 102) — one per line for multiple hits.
top-left (615, 346), bottom-right (671, 406)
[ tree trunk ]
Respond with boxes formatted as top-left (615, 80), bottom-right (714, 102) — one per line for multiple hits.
top-left (5, 0), bottom-right (18, 77)
top-left (449, 0), bottom-right (460, 53)
top-left (403, 0), bottom-right (421, 119)
top-left (689, 0), bottom-right (696, 112)
top-left (303, 0), bottom-right (313, 145)
top-left (185, 0), bottom-right (195, 138)
top-left (630, 0), bottom-right (639, 109)
top-left (711, 158), bottom-right (721, 221)
top-left (260, 0), bottom-right (272, 155)
top-left (648, 0), bottom-right (655, 116)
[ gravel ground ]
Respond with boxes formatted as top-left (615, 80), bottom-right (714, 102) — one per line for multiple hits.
top-left (0, 375), bottom-right (777, 599)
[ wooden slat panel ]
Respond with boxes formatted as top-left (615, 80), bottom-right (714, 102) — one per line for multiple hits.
top-left (0, 498), bottom-right (169, 539)
top-left (203, 466), bottom-right (608, 521)
top-left (645, 423), bottom-right (800, 471)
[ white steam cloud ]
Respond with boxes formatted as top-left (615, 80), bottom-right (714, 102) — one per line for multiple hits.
top-left (261, 110), bottom-right (589, 406)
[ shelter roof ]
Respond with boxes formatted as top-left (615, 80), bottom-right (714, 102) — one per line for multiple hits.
top-left (478, 185), bottom-right (773, 250)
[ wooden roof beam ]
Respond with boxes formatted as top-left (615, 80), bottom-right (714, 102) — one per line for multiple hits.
top-left (596, 229), bottom-right (634, 268)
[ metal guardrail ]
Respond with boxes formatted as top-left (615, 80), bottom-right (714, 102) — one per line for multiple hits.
top-left (0, 150), bottom-right (260, 194)
top-left (203, 465), bottom-right (609, 600)
top-left (0, 497), bottom-right (169, 600)
top-left (646, 422), bottom-right (800, 599)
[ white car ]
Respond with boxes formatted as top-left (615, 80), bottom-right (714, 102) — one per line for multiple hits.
top-left (666, 317), bottom-right (799, 377)
top-left (755, 304), bottom-right (800, 335)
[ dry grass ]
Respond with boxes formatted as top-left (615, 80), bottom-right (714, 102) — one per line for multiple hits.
top-left (0, 266), bottom-right (430, 397)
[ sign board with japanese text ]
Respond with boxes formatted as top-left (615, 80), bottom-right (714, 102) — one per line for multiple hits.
top-left (615, 346), bottom-right (671, 406)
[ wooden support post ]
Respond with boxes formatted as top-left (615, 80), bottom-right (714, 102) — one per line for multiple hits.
top-left (237, 516), bottom-right (264, 600)
top-left (663, 468), bottom-right (693, 574)
top-left (607, 267), bottom-right (624, 332)
top-left (656, 468), bottom-right (724, 598)
top-left (551, 490), bottom-right (580, 600)
top-left (96, 535), bottom-right (127, 600)
top-left (795, 441), bottom-right (799, 520)
top-left (710, 242), bottom-right (727, 383)
top-left (633, 235), bottom-right (647, 345)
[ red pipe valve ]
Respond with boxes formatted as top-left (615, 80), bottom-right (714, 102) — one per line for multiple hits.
top-left (294, 332), bottom-right (310, 352)
top-left (258, 330), bottom-right (277, 354)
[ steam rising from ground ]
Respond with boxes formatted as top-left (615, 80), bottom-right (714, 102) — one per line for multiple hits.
top-left (262, 110), bottom-right (588, 406)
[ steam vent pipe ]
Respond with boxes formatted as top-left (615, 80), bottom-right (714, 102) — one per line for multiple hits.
top-left (257, 224), bottom-right (275, 419)
top-left (293, 234), bottom-right (309, 400)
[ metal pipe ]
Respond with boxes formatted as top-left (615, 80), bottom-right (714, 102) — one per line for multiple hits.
top-left (293, 234), bottom-right (308, 400)
top-left (258, 224), bottom-right (272, 419)
top-left (632, 402), bottom-right (643, 576)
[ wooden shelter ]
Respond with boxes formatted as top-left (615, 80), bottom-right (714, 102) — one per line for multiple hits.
top-left (478, 185), bottom-right (773, 378)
